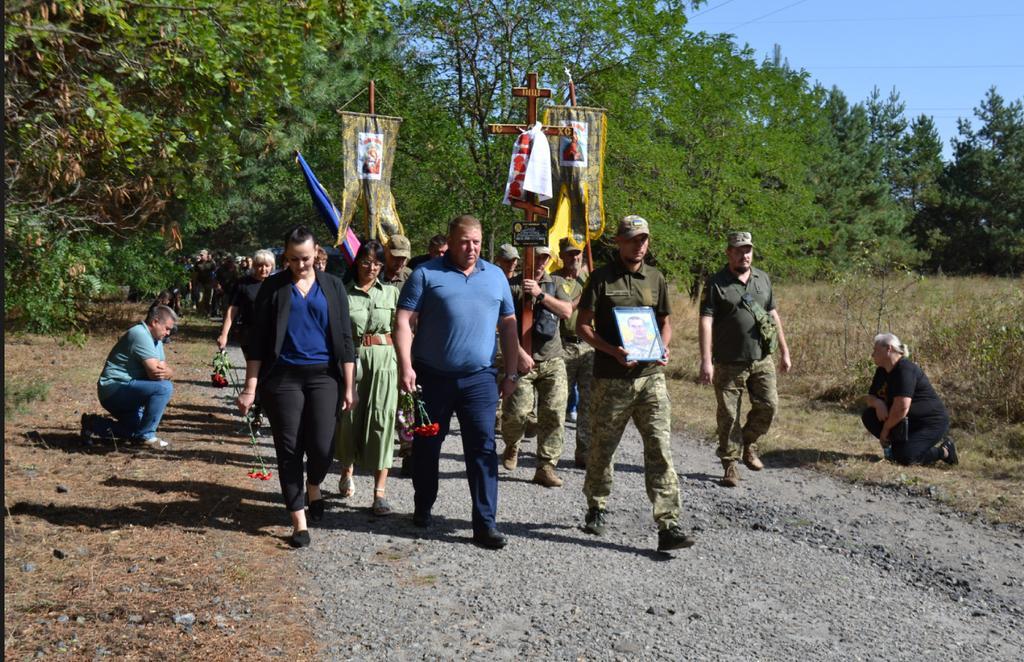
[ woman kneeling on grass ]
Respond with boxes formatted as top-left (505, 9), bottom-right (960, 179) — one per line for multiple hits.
top-left (862, 333), bottom-right (958, 466)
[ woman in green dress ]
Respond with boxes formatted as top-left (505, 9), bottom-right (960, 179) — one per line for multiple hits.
top-left (336, 240), bottom-right (399, 515)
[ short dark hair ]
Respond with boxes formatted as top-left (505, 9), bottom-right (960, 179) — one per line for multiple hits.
top-left (428, 233), bottom-right (449, 249)
top-left (354, 240), bottom-right (385, 265)
top-left (283, 225), bottom-right (316, 249)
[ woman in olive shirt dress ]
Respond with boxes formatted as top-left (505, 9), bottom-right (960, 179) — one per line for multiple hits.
top-left (335, 240), bottom-right (400, 516)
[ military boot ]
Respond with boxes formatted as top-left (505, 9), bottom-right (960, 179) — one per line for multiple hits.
top-left (720, 461), bottom-right (740, 487)
top-left (742, 445), bottom-right (764, 471)
top-left (532, 463), bottom-right (563, 488)
top-left (501, 444), bottom-right (519, 471)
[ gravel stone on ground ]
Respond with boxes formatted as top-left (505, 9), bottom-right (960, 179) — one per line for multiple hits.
top-left (281, 411), bottom-right (1023, 660)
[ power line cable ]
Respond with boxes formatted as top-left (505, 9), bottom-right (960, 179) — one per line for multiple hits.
top-left (689, 0), bottom-right (741, 20)
top-left (727, 0), bottom-right (812, 30)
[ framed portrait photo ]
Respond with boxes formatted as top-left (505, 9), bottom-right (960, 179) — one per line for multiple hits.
top-left (613, 307), bottom-right (665, 362)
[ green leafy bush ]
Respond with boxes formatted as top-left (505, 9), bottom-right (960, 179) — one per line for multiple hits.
top-left (4, 211), bottom-right (182, 333)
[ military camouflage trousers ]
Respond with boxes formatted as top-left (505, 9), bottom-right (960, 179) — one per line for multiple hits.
top-left (713, 356), bottom-right (778, 465)
top-left (583, 374), bottom-right (680, 530)
top-left (562, 340), bottom-right (594, 457)
top-left (501, 357), bottom-right (568, 466)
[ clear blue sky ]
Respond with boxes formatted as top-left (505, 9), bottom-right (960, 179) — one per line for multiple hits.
top-left (685, 0), bottom-right (1024, 160)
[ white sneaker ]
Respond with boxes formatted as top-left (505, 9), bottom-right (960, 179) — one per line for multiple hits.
top-left (144, 437), bottom-right (170, 448)
top-left (568, 411), bottom-right (578, 422)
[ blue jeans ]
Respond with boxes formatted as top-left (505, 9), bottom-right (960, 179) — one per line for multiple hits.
top-left (95, 380), bottom-right (174, 441)
top-left (566, 382), bottom-right (579, 414)
top-left (412, 363), bottom-right (500, 534)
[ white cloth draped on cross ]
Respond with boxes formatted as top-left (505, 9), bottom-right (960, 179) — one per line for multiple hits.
top-left (502, 121), bottom-right (552, 205)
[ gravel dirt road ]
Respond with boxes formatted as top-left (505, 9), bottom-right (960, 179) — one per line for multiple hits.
top-left (285, 411), bottom-right (1024, 660)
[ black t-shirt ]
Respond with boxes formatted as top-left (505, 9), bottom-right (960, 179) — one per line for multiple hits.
top-left (230, 276), bottom-right (264, 328)
top-left (868, 359), bottom-right (947, 425)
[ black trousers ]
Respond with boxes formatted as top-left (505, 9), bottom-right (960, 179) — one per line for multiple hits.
top-left (861, 409), bottom-right (947, 466)
top-left (261, 363), bottom-right (340, 512)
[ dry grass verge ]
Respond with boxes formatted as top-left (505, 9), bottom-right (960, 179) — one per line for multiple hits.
top-left (4, 307), bottom-right (316, 659)
top-left (664, 275), bottom-right (1024, 525)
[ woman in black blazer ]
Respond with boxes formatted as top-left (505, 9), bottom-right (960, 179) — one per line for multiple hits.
top-left (237, 226), bottom-right (357, 548)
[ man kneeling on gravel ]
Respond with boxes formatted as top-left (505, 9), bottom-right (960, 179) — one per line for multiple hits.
top-left (81, 305), bottom-right (177, 448)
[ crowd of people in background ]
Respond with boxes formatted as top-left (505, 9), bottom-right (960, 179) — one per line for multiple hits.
top-left (80, 216), bottom-right (959, 553)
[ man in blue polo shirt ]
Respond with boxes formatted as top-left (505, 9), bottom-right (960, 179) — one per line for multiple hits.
top-left (395, 214), bottom-right (532, 549)
top-left (82, 305), bottom-right (177, 447)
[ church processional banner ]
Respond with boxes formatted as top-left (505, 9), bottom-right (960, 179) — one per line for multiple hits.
top-left (542, 106), bottom-right (607, 251)
top-left (337, 111), bottom-right (404, 246)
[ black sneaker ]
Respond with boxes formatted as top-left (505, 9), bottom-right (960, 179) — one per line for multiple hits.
top-left (584, 507), bottom-right (607, 536)
top-left (80, 413), bottom-right (95, 446)
top-left (412, 511), bottom-right (432, 529)
top-left (472, 528), bottom-right (507, 550)
top-left (657, 525), bottom-right (697, 552)
top-left (942, 436), bottom-right (959, 465)
top-left (289, 530), bottom-right (311, 548)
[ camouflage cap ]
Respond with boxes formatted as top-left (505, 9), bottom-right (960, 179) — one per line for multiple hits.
top-left (535, 245), bottom-right (553, 257)
top-left (496, 243), bottom-right (520, 260)
top-left (617, 215), bottom-right (650, 238)
top-left (558, 234), bottom-right (585, 254)
top-left (387, 234), bottom-right (411, 258)
top-left (727, 231), bottom-right (753, 248)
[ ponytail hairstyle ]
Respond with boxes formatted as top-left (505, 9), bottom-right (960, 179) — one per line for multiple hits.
top-left (873, 332), bottom-right (910, 358)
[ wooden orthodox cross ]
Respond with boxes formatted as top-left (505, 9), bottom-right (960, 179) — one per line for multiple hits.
top-left (488, 72), bottom-right (573, 354)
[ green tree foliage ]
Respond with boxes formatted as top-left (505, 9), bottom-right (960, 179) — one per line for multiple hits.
top-left (386, 0), bottom-right (691, 247)
top-left (387, 1), bottom-right (831, 288)
top-left (4, 0), bottom-right (384, 331)
top-left (813, 88), bottom-right (916, 274)
top-left (7, 1), bottom-right (1022, 334)
top-left (923, 88), bottom-right (1024, 274)
top-left (594, 34), bottom-right (828, 293)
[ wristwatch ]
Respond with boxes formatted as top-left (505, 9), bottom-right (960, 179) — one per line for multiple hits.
top-left (535, 292), bottom-right (546, 304)
top-left (505, 373), bottom-right (520, 382)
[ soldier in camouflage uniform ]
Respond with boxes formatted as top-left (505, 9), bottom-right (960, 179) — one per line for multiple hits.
top-left (501, 246), bottom-right (574, 487)
top-left (557, 235), bottom-right (593, 468)
top-left (492, 243), bottom-right (520, 427)
top-left (381, 234), bottom-right (413, 289)
top-left (383, 234), bottom-right (414, 474)
top-left (699, 231), bottom-right (792, 488)
top-left (576, 215), bottom-right (696, 552)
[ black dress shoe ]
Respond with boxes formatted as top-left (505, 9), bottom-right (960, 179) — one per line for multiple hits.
top-left (472, 528), bottom-right (507, 550)
top-left (289, 530), bottom-right (311, 548)
top-left (412, 511), bottom-right (432, 528)
top-left (308, 499), bottom-right (326, 523)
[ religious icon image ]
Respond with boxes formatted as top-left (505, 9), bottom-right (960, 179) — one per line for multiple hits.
top-left (357, 132), bottom-right (384, 180)
top-left (613, 306), bottom-right (665, 362)
top-left (559, 120), bottom-right (588, 167)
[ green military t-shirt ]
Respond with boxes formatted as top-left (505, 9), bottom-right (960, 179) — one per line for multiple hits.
top-left (379, 266), bottom-right (412, 290)
top-left (579, 258), bottom-right (671, 379)
top-left (510, 272), bottom-right (573, 362)
top-left (558, 272), bottom-right (587, 339)
top-left (97, 323), bottom-right (164, 400)
top-left (700, 265), bottom-right (775, 363)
